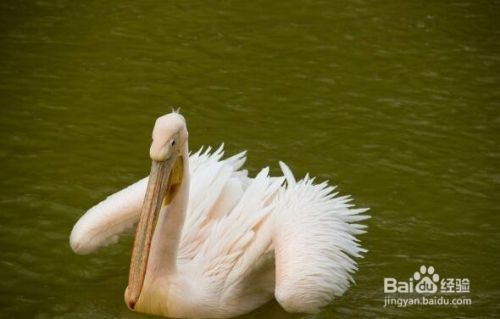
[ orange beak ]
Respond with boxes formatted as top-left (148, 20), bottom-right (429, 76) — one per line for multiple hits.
top-left (125, 153), bottom-right (183, 310)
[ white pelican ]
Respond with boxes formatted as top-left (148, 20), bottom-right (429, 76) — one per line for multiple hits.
top-left (70, 112), bottom-right (369, 318)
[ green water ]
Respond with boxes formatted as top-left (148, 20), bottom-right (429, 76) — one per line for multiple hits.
top-left (1, 1), bottom-right (499, 318)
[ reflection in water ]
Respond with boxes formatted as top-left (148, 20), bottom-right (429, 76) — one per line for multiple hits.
top-left (0, 0), bottom-right (498, 318)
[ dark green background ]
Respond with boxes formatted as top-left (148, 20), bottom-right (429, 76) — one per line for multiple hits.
top-left (1, 1), bottom-right (498, 318)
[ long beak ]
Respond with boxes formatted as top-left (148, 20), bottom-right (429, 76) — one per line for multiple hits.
top-left (126, 158), bottom-right (172, 310)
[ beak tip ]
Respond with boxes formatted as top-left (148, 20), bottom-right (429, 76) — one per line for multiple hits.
top-left (128, 300), bottom-right (136, 310)
top-left (125, 287), bottom-right (136, 310)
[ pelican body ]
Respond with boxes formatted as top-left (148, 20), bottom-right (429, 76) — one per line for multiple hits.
top-left (70, 112), bottom-right (369, 318)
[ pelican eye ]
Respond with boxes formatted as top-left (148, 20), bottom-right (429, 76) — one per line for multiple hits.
top-left (171, 140), bottom-right (176, 146)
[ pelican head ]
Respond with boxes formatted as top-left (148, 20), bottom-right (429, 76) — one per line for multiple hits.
top-left (125, 112), bottom-right (188, 310)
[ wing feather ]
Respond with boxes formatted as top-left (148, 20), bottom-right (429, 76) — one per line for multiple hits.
top-left (70, 177), bottom-right (148, 254)
top-left (178, 146), bottom-right (249, 260)
top-left (273, 162), bottom-right (370, 313)
top-left (189, 168), bottom-right (284, 293)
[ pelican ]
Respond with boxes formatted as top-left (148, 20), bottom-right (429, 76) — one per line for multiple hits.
top-left (70, 112), bottom-right (369, 318)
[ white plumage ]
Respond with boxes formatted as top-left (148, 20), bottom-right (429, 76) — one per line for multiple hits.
top-left (70, 113), bottom-right (369, 318)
